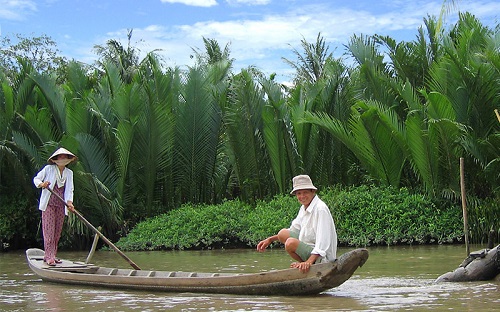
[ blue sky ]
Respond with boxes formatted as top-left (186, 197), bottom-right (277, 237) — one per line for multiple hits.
top-left (0, 0), bottom-right (499, 82)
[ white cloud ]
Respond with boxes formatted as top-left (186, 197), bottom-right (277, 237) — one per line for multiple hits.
top-left (0, 0), bottom-right (37, 20)
top-left (87, 2), bottom-right (438, 76)
top-left (66, 0), bottom-right (500, 83)
top-left (226, 0), bottom-right (271, 5)
top-left (172, 4), bottom-right (435, 62)
top-left (454, 2), bottom-right (500, 24)
top-left (160, 0), bottom-right (218, 7)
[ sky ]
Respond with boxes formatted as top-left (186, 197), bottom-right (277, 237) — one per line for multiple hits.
top-left (0, 0), bottom-right (499, 82)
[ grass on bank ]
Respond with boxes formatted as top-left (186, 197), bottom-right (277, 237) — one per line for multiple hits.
top-left (115, 185), bottom-right (499, 252)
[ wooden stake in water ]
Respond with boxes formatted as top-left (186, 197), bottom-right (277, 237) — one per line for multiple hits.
top-left (460, 157), bottom-right (470, 256)
top-left (85, 226), bottom-right (101, 264)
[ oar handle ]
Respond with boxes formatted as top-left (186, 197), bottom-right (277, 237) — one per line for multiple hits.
top-left (46, 187), bottom-right (141, 270)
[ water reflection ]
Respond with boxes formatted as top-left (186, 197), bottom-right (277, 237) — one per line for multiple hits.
top-left (1, 245), bottom-right (499, 311)
top-left (33, 284), bottom-right (65, 312)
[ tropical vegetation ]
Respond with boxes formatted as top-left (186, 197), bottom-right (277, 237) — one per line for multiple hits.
top-left (116, 186), bottom-right (468, 251)
top-left (0, 11), bottom-right (499, 250)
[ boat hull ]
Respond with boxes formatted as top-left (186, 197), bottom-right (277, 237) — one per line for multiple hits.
top-left (26, 248), bottom-right (368, 295)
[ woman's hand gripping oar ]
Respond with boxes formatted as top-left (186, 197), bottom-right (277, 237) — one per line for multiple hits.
top-left (46, 187), bottom-right (141, 270)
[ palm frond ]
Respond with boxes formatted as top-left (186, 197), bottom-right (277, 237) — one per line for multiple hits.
top-left (174, 66), bottom-right (222, 203)
top-left (29, 72), bottom-right (66, 133)
top-left (260, 76), bottom-right (289, 193)
top-left (405, 114), bottom-right (439, 195)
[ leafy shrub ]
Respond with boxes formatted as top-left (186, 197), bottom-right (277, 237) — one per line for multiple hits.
top-left (324, 185), bottom-right (463, 246)
top-left (116, 200), bottom-right (253, 251)
top-left (240, 194), bottom-right (298, 246)
top-left (0, 195), bottom-right (40, 250)
top-left (467, 196), bottom-right (500, 244)
top-left (116, 185), bottom-right (469, 251)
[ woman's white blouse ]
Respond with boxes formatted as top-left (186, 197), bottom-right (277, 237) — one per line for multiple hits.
top-left (33, 165), bottom-right (74, 215)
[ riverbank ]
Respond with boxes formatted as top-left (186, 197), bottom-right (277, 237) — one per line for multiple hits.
top-left (115, 185), bottom-right (498, 252)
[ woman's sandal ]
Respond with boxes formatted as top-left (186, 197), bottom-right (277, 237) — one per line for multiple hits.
top-left (47, 260), bottom-right (56, 266)
top-left (55, 258), bottom-right (62, 264)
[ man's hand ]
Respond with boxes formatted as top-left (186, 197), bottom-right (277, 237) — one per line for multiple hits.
top-left (290, 261), bottom-right (313, 273)
top-left (256, 238), bottom-right (270, 252)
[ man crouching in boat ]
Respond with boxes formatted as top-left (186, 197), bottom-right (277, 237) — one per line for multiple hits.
top-left (256, 175), bottom-right (337, 273)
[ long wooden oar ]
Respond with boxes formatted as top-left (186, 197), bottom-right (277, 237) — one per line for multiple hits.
top-left (46, 187), bottom-right (141, 270)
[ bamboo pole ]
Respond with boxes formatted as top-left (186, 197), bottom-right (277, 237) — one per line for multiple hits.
top-left (493, 110), bottom-right (500, 249)
top-left (460, 157), bottom-right (470, 256)
top-left (85, 226), bottom-right (101, 264)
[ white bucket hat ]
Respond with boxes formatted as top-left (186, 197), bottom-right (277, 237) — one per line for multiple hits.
top-left (290, 174), bottom-right (317, 195)
top-left (47, 147), bottom-right (78, 164)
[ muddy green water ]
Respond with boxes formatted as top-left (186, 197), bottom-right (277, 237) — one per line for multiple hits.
top-left (1, 245), bottom-right (499, 311)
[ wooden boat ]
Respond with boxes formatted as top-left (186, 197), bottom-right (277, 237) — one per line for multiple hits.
top-left (26, 248), bottom-right (368, 296)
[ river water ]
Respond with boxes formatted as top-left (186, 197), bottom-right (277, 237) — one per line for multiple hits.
top-left (1, 244), bottom-right (499, 311)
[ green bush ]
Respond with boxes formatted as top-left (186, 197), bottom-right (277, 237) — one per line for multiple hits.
top-left (467, 196), bottom-right (500, 244)
top-left (324, 185), bottom-right (463, 246)
top-left (0, 195), bottom-right (40, 250)
top-left (116, 200), bottom-right (253, 251)
top-left (116, 186), bottom-right (469, 251)
top-left (240, 194), bottom-right (298, 246)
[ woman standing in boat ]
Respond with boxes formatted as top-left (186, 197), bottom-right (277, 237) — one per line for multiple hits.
top-left (33, 147), bottom-right (77, 266)
top-left (256, 175), bottom-right (337, 273)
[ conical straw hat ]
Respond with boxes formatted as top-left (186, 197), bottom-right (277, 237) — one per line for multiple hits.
top-left (47, 147), bottom-right (78, 164)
